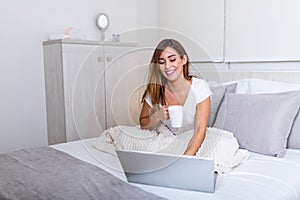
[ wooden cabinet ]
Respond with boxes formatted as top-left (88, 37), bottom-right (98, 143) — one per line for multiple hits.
top-left (43, 39), bottom-right (138, 144)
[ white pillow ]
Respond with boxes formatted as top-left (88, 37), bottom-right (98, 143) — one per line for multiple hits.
top-left (248, 79), bottom-right (300, 94)
top-left (225, 79), bottom-right (251, 94)
top-left (209, 79), bottom-right (251, 94)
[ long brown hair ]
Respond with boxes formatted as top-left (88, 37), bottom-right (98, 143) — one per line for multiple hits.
top-left (142, 39), bottom-right (192, 105)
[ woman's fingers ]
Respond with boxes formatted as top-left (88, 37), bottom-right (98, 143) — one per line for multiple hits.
top-left (163, 106), bottom-right (169, 120)
top-left (156, 105), bottom-right (169, 121)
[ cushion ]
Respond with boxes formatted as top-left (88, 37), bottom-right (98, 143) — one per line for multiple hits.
top-left (213, 92), bottom-right (300, 157)
top-left (208, 83), bottom-right (237, 127)
top-left (245, 79), bottom-right (300, 149)
top-left (208, 86), bottom-right (225, 127)
top-left (288, 112), bottom-right (300, 149)
top-left (248, 79), bottom-right (300, 94)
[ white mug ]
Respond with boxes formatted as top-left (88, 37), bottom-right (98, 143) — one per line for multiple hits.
top-left (168, 105), bottom-right (183, 128)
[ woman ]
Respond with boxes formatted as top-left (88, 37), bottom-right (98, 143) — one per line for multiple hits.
top-left (139, 39), bottom-right (212, 155)
top-left (95, 39), bottom-right (248, 172)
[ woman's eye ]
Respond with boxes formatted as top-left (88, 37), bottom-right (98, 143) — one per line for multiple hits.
top-left (158, 60), bottom-right (165, 65)
top-left (170, 58), bottom-right (176, 62)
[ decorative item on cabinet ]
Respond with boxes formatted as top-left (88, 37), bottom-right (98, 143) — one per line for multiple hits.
top-left (43, 39), bottom-right (137, 145)
top-left (96, 13), bottom-right (109, 41)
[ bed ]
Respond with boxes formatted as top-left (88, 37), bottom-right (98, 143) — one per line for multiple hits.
top-left (54, 138), bottom-right (300, 200)
top-left (1, 70), bottom-right (300, 200)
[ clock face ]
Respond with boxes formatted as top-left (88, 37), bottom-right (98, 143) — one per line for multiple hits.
top-left (96, 13), bottom-right (109, 31)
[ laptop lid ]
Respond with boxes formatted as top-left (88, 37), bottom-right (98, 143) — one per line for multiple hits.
top-left (116, 149), bottom-right (216, 193)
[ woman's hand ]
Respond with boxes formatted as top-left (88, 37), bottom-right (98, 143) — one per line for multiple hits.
top-left (157, 105), bottom-right (169, 121)
top-left (140, 102), bottom-right (169, 130)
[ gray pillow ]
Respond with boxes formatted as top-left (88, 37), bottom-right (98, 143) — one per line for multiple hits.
top-left (288, 113), bottom-right (300, 149)
top-left (208, 83), bottom-right (237, 127)
top-left (214, 92), bottom-right (300, 157)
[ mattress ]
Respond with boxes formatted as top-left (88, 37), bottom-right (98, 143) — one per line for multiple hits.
top-left (52, 137), bottom-right (300, 200)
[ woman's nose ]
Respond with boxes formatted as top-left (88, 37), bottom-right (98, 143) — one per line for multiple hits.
top-left (165, 60), bottom-right (172, 69)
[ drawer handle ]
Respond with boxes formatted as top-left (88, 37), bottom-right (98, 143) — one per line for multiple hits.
top-left (98, 56), bottom-right (104, 62)
top-left (106, 56), bottom-right (112, 62)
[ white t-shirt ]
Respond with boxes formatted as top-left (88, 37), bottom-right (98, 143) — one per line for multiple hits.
top-left (145, 77), bottom-right (212, 133)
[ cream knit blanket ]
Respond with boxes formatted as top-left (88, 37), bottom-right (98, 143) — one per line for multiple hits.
top-left (94, 126), bottom-right (249, 173)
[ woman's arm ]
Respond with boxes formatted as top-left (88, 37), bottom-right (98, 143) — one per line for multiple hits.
top-left (139, 101), bottom-right (168, 130)
top-left (184, 97), bottom-right (210, 155)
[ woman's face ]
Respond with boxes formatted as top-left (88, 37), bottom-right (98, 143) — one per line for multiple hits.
top-left (158, 47), bottom-right (187, 82)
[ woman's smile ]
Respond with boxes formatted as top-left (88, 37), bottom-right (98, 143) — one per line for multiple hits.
top-left (165, 68), bottom-right (176, 75)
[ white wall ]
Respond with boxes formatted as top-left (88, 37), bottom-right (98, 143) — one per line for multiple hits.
top-left (0, 0), bottom-right (157, 153)
top-left (136, 0), bottom-right (160, 47)
top-left (159, 0), bottom-right (224, 62)
top-left (137, 0), bottom-right (159, 28)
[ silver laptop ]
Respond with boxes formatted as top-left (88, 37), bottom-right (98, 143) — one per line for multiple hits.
top-left (116, 149), bottom-right (216, 193)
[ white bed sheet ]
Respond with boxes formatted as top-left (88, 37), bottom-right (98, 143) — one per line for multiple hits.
top-left (52, 137), bottom-right (300, 200)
